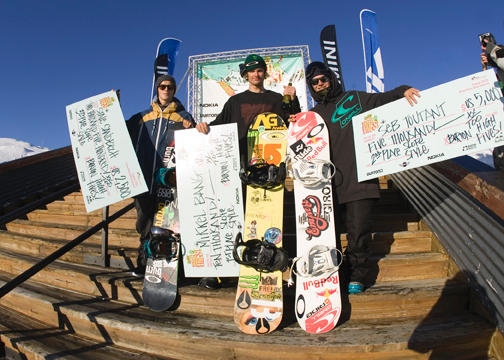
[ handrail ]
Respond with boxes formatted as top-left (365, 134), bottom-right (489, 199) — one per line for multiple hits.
top-left (0, 202), bottom-right (134, 299)
top-left (390, 156), bottom-right (504, 333)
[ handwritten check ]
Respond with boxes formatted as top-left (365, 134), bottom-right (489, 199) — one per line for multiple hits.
top-left (175, 124), bottom-right (243, 277)
top-left (66, 90), bottom-right (147, 212)
top-left (353, 70), bottom-right (504, 181)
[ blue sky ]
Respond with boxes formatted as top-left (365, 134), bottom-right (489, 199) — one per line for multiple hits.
top-left (1, 1), bottom-right (503, 150)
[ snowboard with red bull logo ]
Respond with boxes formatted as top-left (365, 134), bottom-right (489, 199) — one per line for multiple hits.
top-left (288, 111), bottom-right (341, 333)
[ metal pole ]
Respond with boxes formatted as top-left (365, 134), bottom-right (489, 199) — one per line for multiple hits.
top-left (101, 205), bottom-right (110, 267)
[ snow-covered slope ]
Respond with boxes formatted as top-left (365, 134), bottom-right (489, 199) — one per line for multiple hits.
top-left (469, 149), bottom-right (495, 168)
top-left (0, 138), bottom-right (49, 164)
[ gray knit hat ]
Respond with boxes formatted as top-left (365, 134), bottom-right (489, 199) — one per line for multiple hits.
top-left (155, 74), bottom-right (176, 92)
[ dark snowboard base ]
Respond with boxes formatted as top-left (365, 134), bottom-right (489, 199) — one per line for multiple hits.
top-left (142, 257), bottom-right (178, 312)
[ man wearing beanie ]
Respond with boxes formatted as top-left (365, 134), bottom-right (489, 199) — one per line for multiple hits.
top-left (299, 61), bottom-right (420, 294)
top-left (195, 53), bottom-right (301, 289)
top-left (197, 54), bottom-right (300, 148)
top-left (127, 74), bottom-right (194, 276)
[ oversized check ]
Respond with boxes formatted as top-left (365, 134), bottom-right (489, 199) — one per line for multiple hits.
top-left (175, 124), bottom-right (244, 277)
top-left (66, 90), bottom-right (147, 212)
top-left (353, 70), bottom-right (504, 181)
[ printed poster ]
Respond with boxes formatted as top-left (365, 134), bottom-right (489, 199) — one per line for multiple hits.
top-left (195, 54), bottom-right (308, 124)
top-left (66, 90), bottom-right (147, 212)
top-left (175, 124), bottom-right (244, 277)
top-left (353, 70), bottom-right (504, 181)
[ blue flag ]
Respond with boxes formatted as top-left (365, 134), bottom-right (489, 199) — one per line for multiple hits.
top-left (151, 38), bottom-right (182, 102)
top-left (360, 10), bottom-right (384, 93)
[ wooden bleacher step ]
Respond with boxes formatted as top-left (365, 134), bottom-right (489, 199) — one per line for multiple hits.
top-left (0, 176), bottom-right (497, 359)
top-left (0, 227), bottom-right (433, 272)
top-left (0, 247), bottom-right (457, 321)
top-left (0, 306), bottom-right (160, 360)
top-left (0, 275), bottom-right (493, 360)
top-left (4, 220), bottom-right (138, 248)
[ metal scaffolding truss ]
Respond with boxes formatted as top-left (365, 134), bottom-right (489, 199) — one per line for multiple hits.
top-left (186, 45), bottom-right (312, 117)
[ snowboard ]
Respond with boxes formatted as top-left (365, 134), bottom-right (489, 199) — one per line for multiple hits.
top-left (150, 38), bottom-right (182, 102)
top-left (234, 112), bottom-right (288, 335)
top-left (142, 124), bottom-right (183, 312)
top-left (288, 111), bottom-right (341, 333)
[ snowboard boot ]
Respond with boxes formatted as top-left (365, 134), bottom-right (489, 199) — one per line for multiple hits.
top-left (132, 239), bottom-right (148, 277)
top-left (132, 264), bottom-right (146, 277)
top-left (348, 281), bottom-right (364, 294)
top-left (198, 277), bottom-right (222, 290)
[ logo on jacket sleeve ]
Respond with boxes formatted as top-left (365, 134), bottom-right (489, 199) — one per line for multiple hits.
top-left (331, 91), bottom-right (362, 128)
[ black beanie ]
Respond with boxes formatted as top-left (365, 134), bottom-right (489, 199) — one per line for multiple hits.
top-left (305, 61), bottom-right (332, 80)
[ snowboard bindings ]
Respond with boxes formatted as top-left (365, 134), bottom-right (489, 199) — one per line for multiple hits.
top-left (288, 245), bottom-right (342, 286)
top-left (155, 167), bottom-right (176, 187)
top-left (144, 227), bottom-right (179, 260)
top-left (233, 232), bottom-right (289, 273)
top-left (287, 157), bottom-right (336, 188)
top-left (240, 161), bottom-right (286, 190)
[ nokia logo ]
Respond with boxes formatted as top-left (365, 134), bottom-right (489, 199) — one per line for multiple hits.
top-left (427, 153), bottom-right (445, 160)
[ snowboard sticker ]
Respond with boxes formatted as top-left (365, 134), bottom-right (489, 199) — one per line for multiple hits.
top-left (288, 111), bottom-right (341, 333)
top-left (234, 112), bottom-right (287, 335)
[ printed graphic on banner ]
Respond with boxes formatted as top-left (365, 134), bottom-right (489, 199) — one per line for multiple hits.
top-left (353, 70), bottom-right (504, 182)
top-left (175, 124), bottom-right (243, 277)
top-left (320, 25), bottom-right (345, 92)
top-left (66, 90), bottom-right (147, 213)
top-left (360, 9), bottom-right (384, 93)
top-left (195, 54), bottom-right (308, 123)
top-left (150, 38), bottom-right (182, 102)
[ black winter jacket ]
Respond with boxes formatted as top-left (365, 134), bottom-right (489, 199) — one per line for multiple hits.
top-left (307, 62), bottom-right (410, 204)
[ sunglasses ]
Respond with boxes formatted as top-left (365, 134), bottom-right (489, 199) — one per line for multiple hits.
top-left (158, 84), bottom-right (175, 90)
top-left (310, 76), bottom-right (329, 85)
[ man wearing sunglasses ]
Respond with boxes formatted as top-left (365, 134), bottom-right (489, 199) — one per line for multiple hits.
top-left (195, 54), bottom-right (301, 289)
top-left (302, 61), bottom-right (420, 294)
top-left (127, 74), bottom-right (195, 276)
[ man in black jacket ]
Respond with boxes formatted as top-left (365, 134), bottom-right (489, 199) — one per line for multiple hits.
top-left (196, 54), bottom-right (300, 158)
top-left (302, 61), bottom-right (420, 294)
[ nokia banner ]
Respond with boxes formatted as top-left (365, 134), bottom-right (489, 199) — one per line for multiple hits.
top-left (360, 10), bottom-right (384, 93)
top-left (320, 25), bottom-right (345, 92)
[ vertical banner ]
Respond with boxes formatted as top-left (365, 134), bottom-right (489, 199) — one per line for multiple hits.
top-left (194, 53), bottom-right (308, 124)
top-left (66, 90), bottom-right (148, 212)
top-left (320, 25), bottom-right (345, 92)
top-left (175, 124), bottom-right (244, 277)
top-left (151, 37), bottom-right (182, 101)
top-left (360, 9), bottom-right (385, 93)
